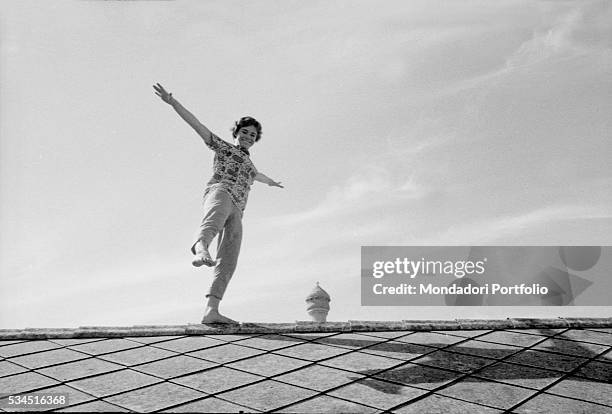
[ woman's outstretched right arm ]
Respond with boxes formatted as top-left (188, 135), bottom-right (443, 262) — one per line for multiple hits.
top-left (153, 83), bottom-right (212, 146)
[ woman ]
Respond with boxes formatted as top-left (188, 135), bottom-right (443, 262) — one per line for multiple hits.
top-left (153, 83), bottom-right (283, 324)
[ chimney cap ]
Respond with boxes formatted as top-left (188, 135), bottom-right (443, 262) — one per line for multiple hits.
top-left (306, 282), bottom-right (330, 302)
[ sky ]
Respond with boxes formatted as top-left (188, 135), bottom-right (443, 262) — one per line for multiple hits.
top-left (1, 0), bottom-right (611, 328)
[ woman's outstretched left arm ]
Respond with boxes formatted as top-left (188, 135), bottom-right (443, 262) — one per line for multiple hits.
top-left (255, 172), bottom-right (284, 188)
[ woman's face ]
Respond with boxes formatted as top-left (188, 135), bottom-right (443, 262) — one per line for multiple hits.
top-left (235, 125), bottom-right (258, 150)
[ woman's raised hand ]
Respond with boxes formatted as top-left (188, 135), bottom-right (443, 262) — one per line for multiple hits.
top-left (153, 83), bottom-right (174, 105)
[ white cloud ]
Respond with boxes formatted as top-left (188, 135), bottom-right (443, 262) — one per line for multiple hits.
top-left (433, 204), bottom-right (612, 244)
top-left (382, 118), bottom-right (460, 160)
top-left (399, 176), bottom-right (428, 198)
top-left (504, 8), bottom-right (583, 70)
top-left (438, 1), bottom-right (612, 96)
top-left (270, 166), bottom-right (431, 227)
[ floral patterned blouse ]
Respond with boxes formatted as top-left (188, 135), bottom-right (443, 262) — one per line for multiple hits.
top-left (203, 133), bottom-right (258, 213)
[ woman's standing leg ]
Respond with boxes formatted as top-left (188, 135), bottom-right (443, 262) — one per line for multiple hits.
top-left (201, 203), bottom-right (243, 324)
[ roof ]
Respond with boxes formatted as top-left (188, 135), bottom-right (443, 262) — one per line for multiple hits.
top-left (0, 318), bottom-right (611, 413)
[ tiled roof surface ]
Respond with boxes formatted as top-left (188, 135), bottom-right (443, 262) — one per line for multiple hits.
top-left (0, 319), bottom-right (611, 413)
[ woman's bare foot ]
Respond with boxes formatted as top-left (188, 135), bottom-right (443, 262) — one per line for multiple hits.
top-left (201, 309), bottom-right (238, 324)
top-left (192, 249), bottom-right (215, 267)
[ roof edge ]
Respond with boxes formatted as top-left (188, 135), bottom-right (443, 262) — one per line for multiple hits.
top-left (1, 317), bottom-right (611, 340)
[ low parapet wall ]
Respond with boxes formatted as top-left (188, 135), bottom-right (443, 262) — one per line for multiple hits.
top-left (1, 317), bottom-right (611, 340)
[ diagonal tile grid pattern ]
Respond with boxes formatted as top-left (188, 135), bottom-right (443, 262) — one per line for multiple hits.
top-left (0, 327), bottom-right (610, 412)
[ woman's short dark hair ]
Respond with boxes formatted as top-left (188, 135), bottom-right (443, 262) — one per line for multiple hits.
top-left (232, 116), bottom-right (262, 142)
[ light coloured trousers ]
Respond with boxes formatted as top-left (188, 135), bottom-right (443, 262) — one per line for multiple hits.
top-left (191, 188), bottom-right (243, 300)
